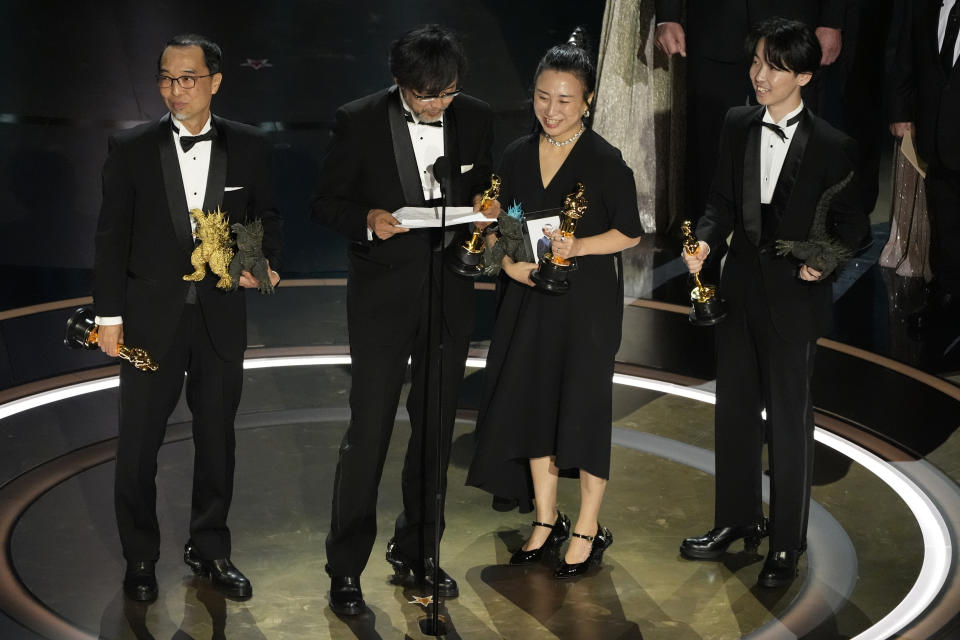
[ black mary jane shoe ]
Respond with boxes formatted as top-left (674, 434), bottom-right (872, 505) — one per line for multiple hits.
top-left (183, 543), bottom-right (252, 599)
top-left (757, 549), bottom-right (802, 588)
top-left (679, 519), bottom-right (768, 560)
top-left (325, 565), bottom-right (365, 616)
top-left (385, 538), bottom-right (459, 598)
top-left (509, 512), bottom-right (571, 565)
top-left (553, 524), bottom-right (613, 579)
top-left (123, 560), bottom-right (158, 602)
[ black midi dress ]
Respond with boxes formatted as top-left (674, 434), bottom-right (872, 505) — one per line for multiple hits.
top-left (466, 129), bottom-right (643, 512)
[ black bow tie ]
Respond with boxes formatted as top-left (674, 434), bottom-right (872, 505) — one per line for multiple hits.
top-left (404, 110), bottom-right (443, 127)
top-left (172, 123), bottom-right (217, 151)
top-left (759, 111), bottom-right (803, 141)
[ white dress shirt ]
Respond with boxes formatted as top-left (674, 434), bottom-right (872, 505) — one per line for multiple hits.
top-left (96, 114), bottom-right (214, 326)
top-left (939, 0), bottom-right (960, 67)
top-left (760, 102), bottom-right (804, 205)
top-left (398, 90), bottom-right (445, 201)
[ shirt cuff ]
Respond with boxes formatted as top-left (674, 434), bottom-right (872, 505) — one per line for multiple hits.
top-left (95, 315), bottom-right (123, 326)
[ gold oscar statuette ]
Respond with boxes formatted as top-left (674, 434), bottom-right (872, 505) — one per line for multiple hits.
top-left (681, 220), bottom-right (726, 326)
top-left (64, 306), bottom-right (158, 372)
top-left (531, 182), bottom-right (587, 294)
top-left (447, 174), bottom-right (501, 277)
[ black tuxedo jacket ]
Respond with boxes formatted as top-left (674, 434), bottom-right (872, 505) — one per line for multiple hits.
top-left (655, 0), bottom-right (845, 62)
top-left (310, 87), bottom-right (494, 342)
top-left (94, 114), bottom-right (282, 361)
top-left (697, 106), bottom-right (867, 341)
top-left (889, 0), bottom-right (960, 171)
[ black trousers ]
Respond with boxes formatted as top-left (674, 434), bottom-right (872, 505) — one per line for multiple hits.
top-left (713, 279), bottom-right (817, 552)
top-left (925, 166), bottom-right (960, 298)
top-left (114, 303), bottom-right (243, 562)
top-left (326, 255), bottom-right (472, 577)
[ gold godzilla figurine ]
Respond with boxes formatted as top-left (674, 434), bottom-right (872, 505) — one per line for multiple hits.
top-left (183, 207), bottom-right (234, 289)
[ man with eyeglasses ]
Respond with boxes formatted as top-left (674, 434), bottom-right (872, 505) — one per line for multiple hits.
top-left (94, 33), bottom-right (281, 603)
top-left (311, 24), bottom-right (496, 616)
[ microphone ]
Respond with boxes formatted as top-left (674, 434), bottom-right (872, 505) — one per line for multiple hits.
top-left (432, 156), bottom-right (451, 197)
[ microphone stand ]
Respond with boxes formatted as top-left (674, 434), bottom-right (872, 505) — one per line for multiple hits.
top-left (419, 157), bottom-right (449, 636)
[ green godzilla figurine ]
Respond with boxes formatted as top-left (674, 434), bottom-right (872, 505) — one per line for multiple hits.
top-left (482, 201), bottom-right (528, 276)
top-left (229, 219), bottom-right (275, 294)
top-left (775, 171), bottom-right (855, 278)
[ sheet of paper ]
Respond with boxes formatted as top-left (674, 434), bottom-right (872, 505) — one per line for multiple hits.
top-left (392, 206), bottom-right (486, 227)
top-left (901, 129), bottom-right (926, 179)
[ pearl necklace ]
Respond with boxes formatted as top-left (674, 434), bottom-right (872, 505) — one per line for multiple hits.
top-left (543, 123), bottom-right (585, 147)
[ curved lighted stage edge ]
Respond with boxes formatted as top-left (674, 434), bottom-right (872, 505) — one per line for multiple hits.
top-left (0, 291), bottom-right (959, 639)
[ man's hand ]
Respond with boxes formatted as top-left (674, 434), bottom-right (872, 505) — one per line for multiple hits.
top-left (799, 264), bottom-right (823, 281)
top-left (815, 27), bottom-right (842, 66)
top-left (890, 122), bottom-right (914, 138)
top-left (474, 193), bottom-right (501, 218)
top-left (682, 241), bottom-right (710, 274)
top-left (98, 324), bottom-right (123, 358)
top-left (239, 260), bottom-right (280, 289)
top-left (473, 194), bottom-right (501, 230)
top-left (367, 209), bottom-right (409, 240)
top-left (655, 22), bottom-right (687, 57)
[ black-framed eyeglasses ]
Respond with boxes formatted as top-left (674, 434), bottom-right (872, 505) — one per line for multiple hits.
top-left (412, 88), bottom-right (463, 103)
top-left (156, 74), bottom-right (214, 89)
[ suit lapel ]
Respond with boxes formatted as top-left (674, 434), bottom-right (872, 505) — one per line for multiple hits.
top-left (742, 109), bottom-right (763, 245)
top-left (157, 113), bottom-right (194, 254)
top-left (770, 108), bottom-right (813, 217)
top-left (443, 104), bottom-right (460, 202)
top-left (202, 115), bottom-right (228, 214)
top-left (387, 86), bottom-right (426, 206)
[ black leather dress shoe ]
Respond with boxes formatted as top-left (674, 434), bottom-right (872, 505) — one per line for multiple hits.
top-left (385, 538), bottom-right (459, 597)
top-left (123, 560), bottom-right (158, 602)
top-left (758, 549), bottom-right (802, 588)
top-left (510, 512), bottom-right (570, 565)
top-left (553, 524), bottom-right (613, 579)
top-left (183, 543), bottom-right (252, 599)
top-left (325, 565), bottom-right (365, 616)
top-left (679, 520), bottom-right (767, 560)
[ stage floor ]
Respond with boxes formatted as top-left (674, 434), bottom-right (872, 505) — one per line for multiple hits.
top-left (1, 285), bottom-right (959, 639)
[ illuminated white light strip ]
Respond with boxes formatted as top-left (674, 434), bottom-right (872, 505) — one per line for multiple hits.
top-left (0, 354), bottom-right (950, 638)
top-left (815, 430), bottom-right (951, 640)
top-left (243, 355), bottom-right (352, 369)
top-left (0, 378), bottom-right (118, 420)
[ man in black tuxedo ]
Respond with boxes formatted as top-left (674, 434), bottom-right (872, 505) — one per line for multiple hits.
top-left (655, 0), bottom-right (846, 231)
top-left (94, 34), bottom-right (281, 602)
top-left (889, 0), bottom-right (960, 332)
top-left (311, 24), bottom-right (495, 616)
top-left (678, 18), bottom-right (867, 587)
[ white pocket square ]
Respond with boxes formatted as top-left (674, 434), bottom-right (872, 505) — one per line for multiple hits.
top-left (460, 164), bottom-right (473, 174)
top-left (224, 186), bottom-right (244, 192)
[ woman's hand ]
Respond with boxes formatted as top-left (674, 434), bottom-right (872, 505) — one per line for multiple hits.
top-left (503, 257), bottom-right (538, 286)
top-left (549, 232), bottom-right (580, 260)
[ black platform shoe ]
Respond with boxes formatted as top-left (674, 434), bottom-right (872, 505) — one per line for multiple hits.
top-left (553, 524), bottom-right (613, 579)
top-left (385, 538), bottom-right (459, 598)
top-left (325, 564), bottom-right (365, 616)
top-left (757, 549), bottom-right (802, 588)
top-left (183, 543), bottom-right (252, 599)
top-left (679, 519), bottom-right (768, 560)
top-left (123, 560), bottom-right (158, 602)
top-left (510, 512), bottom-right (571, 565)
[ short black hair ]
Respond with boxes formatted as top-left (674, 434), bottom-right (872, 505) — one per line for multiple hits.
top-left (746, 17), bottom-right (821, 75)
top-left (158, 33), bottom-right (223, 75)
top-left (389, 24), bottom-right (466, 94)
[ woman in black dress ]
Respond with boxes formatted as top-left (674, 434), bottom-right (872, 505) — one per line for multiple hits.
top-left (466, 42), bottom-right (643, 578)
